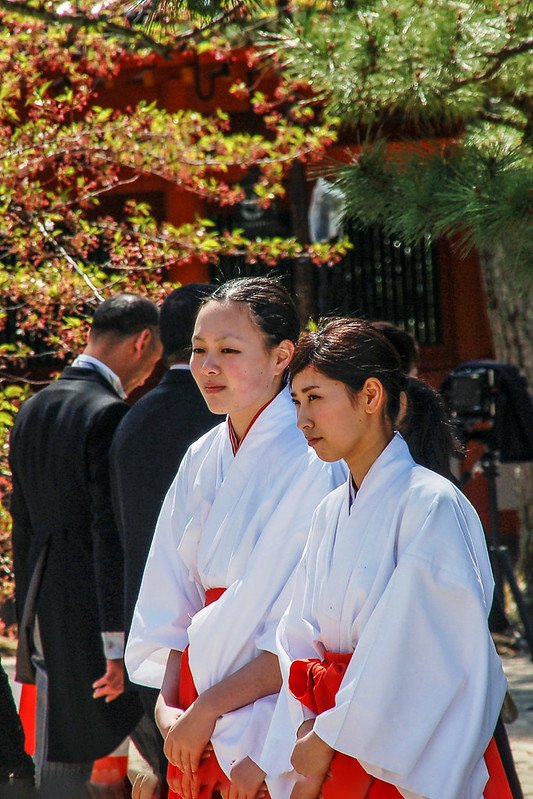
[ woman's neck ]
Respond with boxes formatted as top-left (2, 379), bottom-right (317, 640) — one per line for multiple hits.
top-left (229, 389), bottom-right (282, 445)
top-left (345, 428), bottom-right (394, 490)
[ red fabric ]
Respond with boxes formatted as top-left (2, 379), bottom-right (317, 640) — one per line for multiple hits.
top-left (167, 587), bottom-right (271, 799)
top-left (289, 653), bottom-right (512, 799)
top-left (167, 646), bottom-right (228, 799)
top-left (483, 737), bottom-right (513, 799)
top-left (19, 683), bottom-right (37, 756)
top-left (227, 396), bottom-right (276, 454)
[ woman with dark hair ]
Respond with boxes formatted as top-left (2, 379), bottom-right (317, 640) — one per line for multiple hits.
top-left (126, 278), bottom-right (345, 799)
top-left (371, 321), bottom-right (462, 481)
top-left (259, 318), bottom-right (512, 799)
top-left (372, 321), bottom-right (420, 378)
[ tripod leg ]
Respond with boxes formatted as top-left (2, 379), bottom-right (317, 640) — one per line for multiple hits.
top-left (488, 548), bottom-right (510, 633)
top-left (497, 546), bottom-right (533, 661)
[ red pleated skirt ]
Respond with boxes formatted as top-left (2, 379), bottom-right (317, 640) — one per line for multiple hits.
top-left (167, 587), bottom-right (271, 799)
top-left (288, 652), bottom-right (513, 799)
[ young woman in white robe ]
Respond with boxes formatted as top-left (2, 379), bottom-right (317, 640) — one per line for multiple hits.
top-left (258, 318), bottom-right (513, 799)
top-left (125, 278), bottom-right (345, 799)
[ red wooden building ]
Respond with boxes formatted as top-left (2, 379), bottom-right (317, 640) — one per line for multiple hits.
top-left (95, 47), bottom-right (519, 543)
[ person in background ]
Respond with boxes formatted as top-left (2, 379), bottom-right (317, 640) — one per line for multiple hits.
top-left (126, 277), bottom-right (345, 799)
top-left (110, 284), bottom-right (220, 797)
top-left (373, 320), bottom-right (461, 481)
top-left (9, 294), bottom-right (162, 798)
top-left (372, 321), bottom-right (419, 377)
top-left (259, 317), bottom-right (512, 799)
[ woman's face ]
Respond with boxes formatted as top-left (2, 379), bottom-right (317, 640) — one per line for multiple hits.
top-left (191, 300), bottom-right (291, 428)
top-left (291, 365), bottom-right (390, 483)
top-left (291, 366), bottom-right (369, 462)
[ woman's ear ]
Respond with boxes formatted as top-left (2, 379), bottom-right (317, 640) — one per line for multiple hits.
top-left (361, 377), bottom-right (386, 415)
top-left (274, 339), bottom-right (295, 375)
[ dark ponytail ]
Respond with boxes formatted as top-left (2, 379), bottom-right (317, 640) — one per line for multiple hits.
top-left (290, 317), bottom-right (462, 479)
top-left (401, 378), bottom-right (462, 480)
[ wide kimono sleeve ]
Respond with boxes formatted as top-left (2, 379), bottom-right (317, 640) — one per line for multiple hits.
top-left (258, 507), bottom-right (327, 780)
top-left (125, 448), bottom-right (205, 689)
top-left (312, 493), bottom-right (507, 799)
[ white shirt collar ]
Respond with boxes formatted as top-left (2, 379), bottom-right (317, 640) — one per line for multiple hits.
top-left (169, 364), bottom-right (191, 371)
top-left (71, 354), bottom-right (126, 399)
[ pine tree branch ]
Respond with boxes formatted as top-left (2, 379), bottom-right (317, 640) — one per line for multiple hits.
top-left (450, 39), bottom-right (533, 89)
top-left (478, 110), bottom-right (527, 133)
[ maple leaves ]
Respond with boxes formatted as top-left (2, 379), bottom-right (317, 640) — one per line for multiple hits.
top-left (0, 7), bottom-right (345, 373)
top-left (0, 4), bottom-right (352, 597)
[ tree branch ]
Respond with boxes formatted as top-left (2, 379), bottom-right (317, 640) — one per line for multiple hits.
top-left (0, 0), bottom-right (174, 55)
top-left (34, 219), bottom-right (106, 302)
top-left (450, 39), bottom-right (533, 89)
top-left (0, 0), bottom-right (250, 57)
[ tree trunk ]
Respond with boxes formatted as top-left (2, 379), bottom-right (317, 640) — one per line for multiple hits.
top-left (288, 162), bottom-right (315, 325)
top-left (478, 245), bottom-right (533, 615)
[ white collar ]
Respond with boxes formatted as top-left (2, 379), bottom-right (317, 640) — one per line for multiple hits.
top-left (71, 354), bottom-right (126, 399)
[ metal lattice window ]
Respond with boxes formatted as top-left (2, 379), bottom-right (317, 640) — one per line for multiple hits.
top-left (313, 225), bottom-right (441, 345)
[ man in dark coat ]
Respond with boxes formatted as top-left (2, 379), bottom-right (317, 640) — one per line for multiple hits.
top-left (110, 284), bottom-right (219, 796)
top-left (9, 294), bottom-right (162, 798)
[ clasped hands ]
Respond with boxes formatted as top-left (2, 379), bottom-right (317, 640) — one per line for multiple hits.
top-left (160, 699), bottom-right (267, 799)
top-left (290, 720), bottom-right (334, 799)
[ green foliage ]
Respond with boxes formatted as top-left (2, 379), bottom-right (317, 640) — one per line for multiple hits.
top-left (261, 0), bottom-right (532, 138)
top-left (335, 137), bottom-right (532, 282)
top-left (0, 1), bottom-right (352, 595)
top-left (0, 382), bottom-right (30, 607)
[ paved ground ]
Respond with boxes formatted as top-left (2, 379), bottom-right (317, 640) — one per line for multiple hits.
top-left (500, 646), bottom-right (533, 798)
top-left (3, 640), bottom-right (533, 796)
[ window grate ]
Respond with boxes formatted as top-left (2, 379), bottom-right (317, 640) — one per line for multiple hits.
top-left (313, 225), bottom-right (441, 345)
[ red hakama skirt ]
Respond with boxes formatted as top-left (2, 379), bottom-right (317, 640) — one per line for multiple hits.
top-left (167, 587), bottom-right (270, 799)
top-left (289, 652), bottom-right (512, 799)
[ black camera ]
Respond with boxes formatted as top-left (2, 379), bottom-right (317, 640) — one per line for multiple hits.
top-left (443, 366), bottom-right (497, 424)
top-left (441, 360), bottom-right (533, 463)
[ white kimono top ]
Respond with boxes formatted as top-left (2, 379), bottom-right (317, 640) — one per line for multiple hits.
top-left (125, 387), bottom-right (346, 783)
top-left (259, 433), bottom-right (507, 799)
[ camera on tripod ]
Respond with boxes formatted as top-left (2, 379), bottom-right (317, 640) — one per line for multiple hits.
top-left (442, 366), bottom-right (498, 447)
top-left (442, 360), bottom-right (533, 461)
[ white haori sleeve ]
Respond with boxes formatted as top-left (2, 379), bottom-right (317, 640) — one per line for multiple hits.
top-left (254, 467), bottom-right (346, 655)
top-left (312, 495), bottom-right (507, 799)
top-left (185, 457), bottom-right (343, 780)
top-left (125, 449), bottom-right (205, 688)
top-left (258, 540), bottom-right (324, 781)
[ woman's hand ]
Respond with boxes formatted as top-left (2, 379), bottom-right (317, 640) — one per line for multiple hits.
top-left (290, 773), bottom-right (324, 799)
top-left (228, 756), bottom-right (268, 799)
top-left (164, 698), bottom-right (217, 775)
top-left (296, 719), bottom-right (315, 740)
top-left (167, 768), bottom-right (202, 799)
top-left (155, 699), bottom-right (183, 740)
top-left (291, 731), bottom-right (333, 786)
top-left (132, 771), bottom-right (161, 799)
top-left (289, 722), bottom-right (331, 799)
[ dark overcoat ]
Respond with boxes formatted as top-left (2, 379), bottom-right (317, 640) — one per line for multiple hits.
top-left (110, 368), bottom-right (219, 636)
top-left (9, 367), bottom-right (142, 762)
